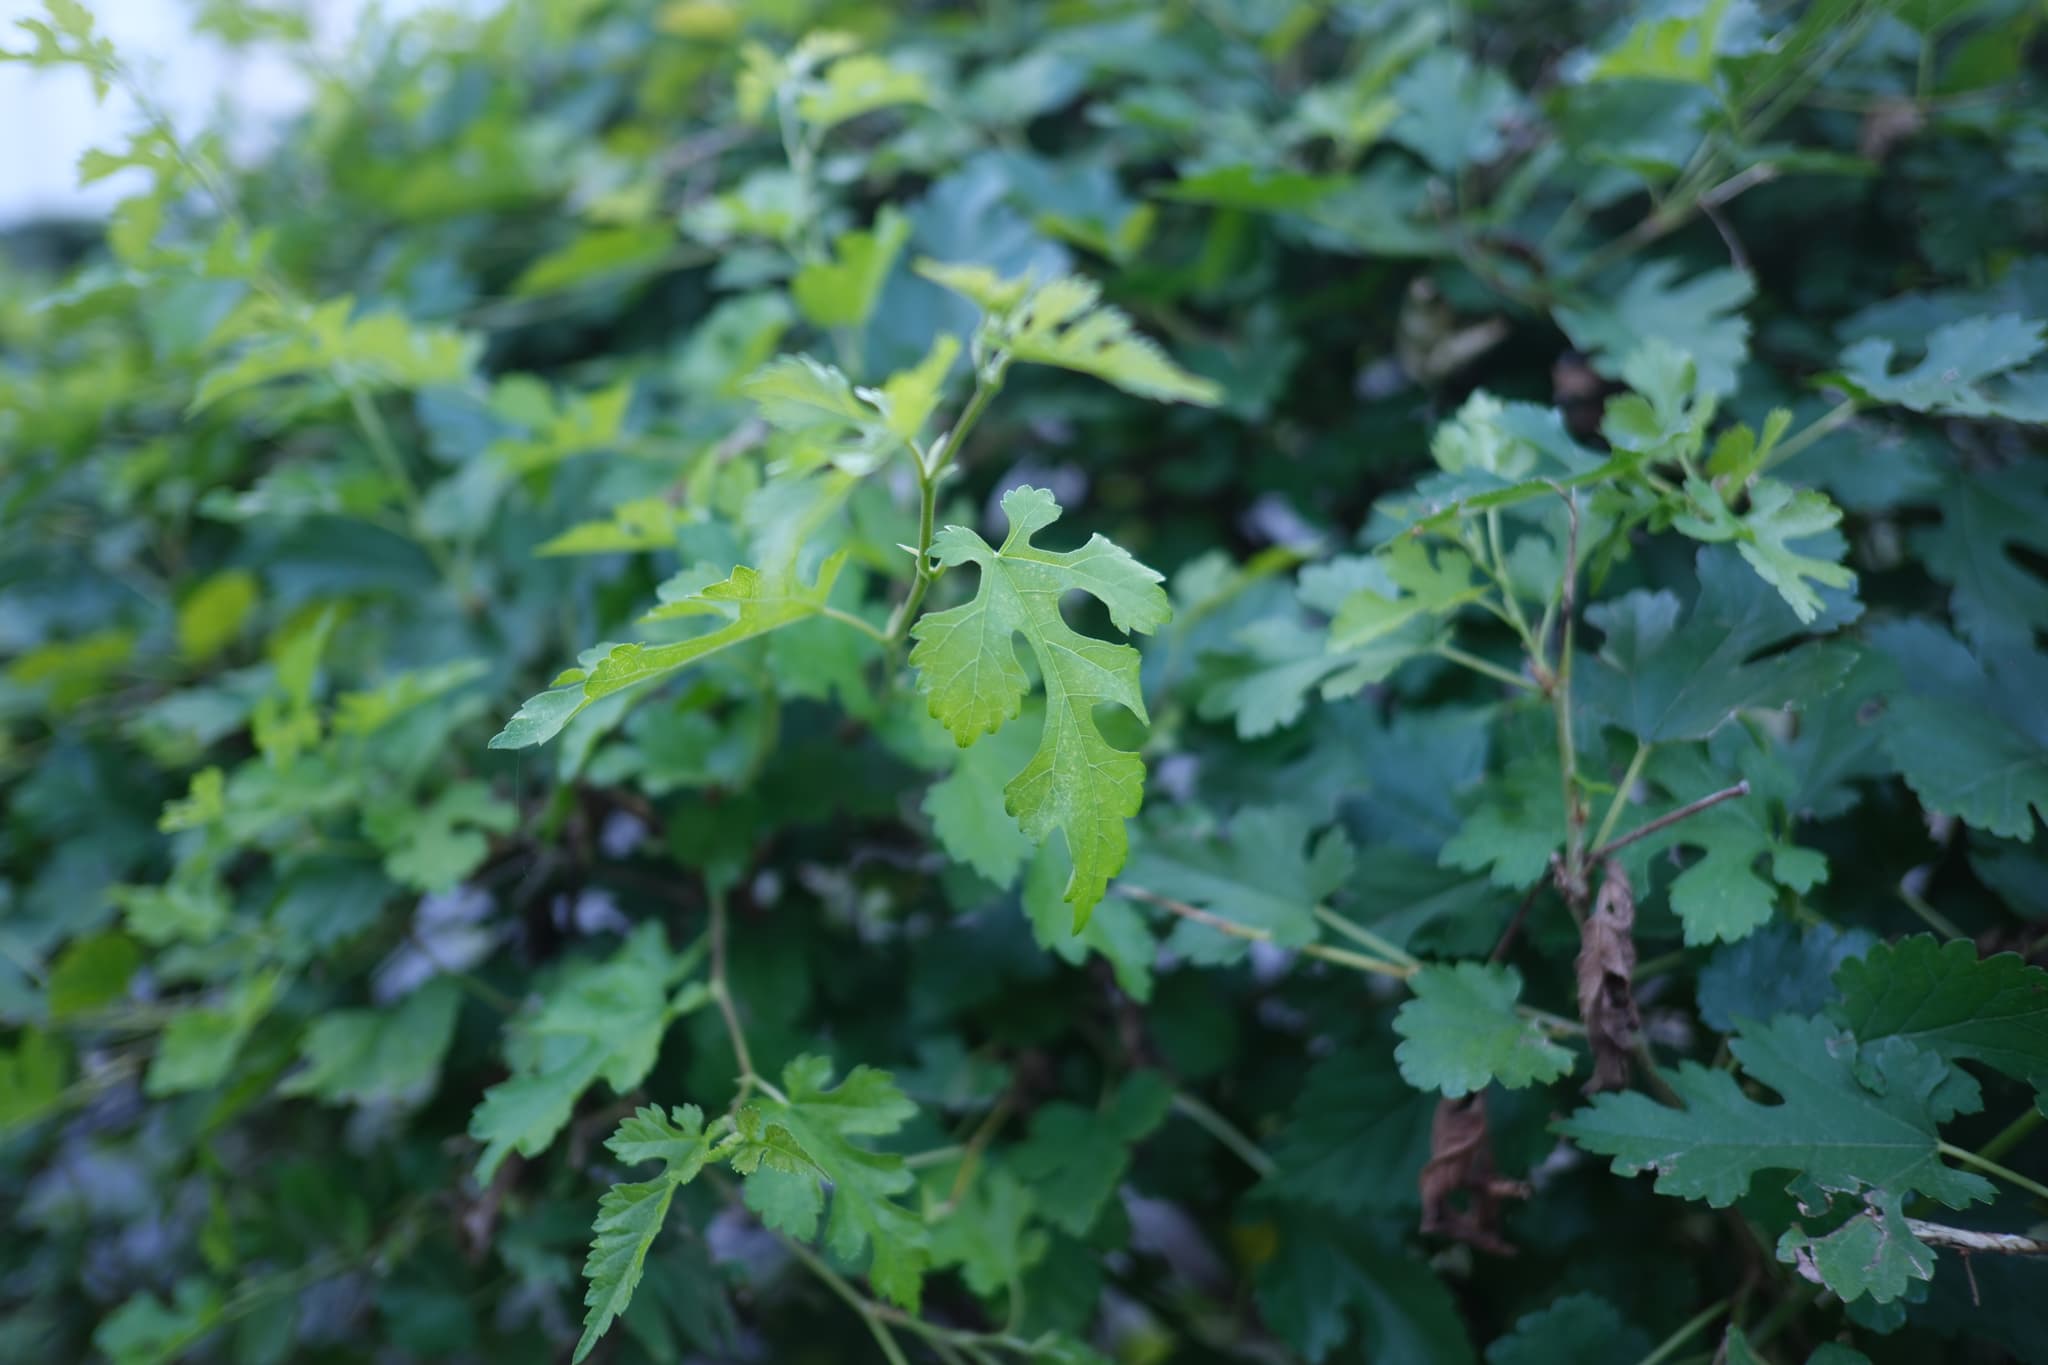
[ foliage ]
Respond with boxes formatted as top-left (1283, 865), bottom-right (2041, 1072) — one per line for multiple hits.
top-left (4, 1), bottom-right (2048, 1363)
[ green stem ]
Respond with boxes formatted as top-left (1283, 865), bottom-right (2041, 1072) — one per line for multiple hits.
top-left (1121, 887), bottom-right (1413, 978)
top-left (1979, 1107), bottom-right (2045, 1166)
top-left (821, 606), bottom-right (890, 644)
top-left (711, 889), bottom-right (787, 1107)
top-left (1897, 885), bottom-right (1966, 941)
top-left (1762, 398), bottom-right (1858, 472)
top-left (1171, 1092), bottom-right (1279, 1179)
top-left (1313, 905), bottom-right (1422, 969)
top-left (1433, 643), bottom-right (1539, 693)
top-left (884, 361), bottom-right (1009, 646)
top-left (1633, 1297), bottom-right (1730, 1365)
top-left (1940, 1141), bottom-right (2048, 1203)
top-left (775, 1231), bottom-right (914, 1365)
top-left (1590, 741), bottom-right (1654, 857)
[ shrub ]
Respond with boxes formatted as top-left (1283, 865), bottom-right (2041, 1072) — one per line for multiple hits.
top-left (4, 1), bottom-right (2047, 1362)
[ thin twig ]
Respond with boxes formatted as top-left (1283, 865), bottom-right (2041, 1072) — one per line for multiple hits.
top-left (1172, 1092), bottom-right (1279, 1180)
top-left (1903, 1219), bottom-right (2048, 1256)
top-left (1592, 781), bottom-right (1750, 861)
top-left (1119, 887), bottom-right (1413, 978)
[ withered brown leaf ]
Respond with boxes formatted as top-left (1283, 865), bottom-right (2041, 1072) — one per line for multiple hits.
top-left (1576, 858), bottom-right (1641, 1094)
top-left (1418, 1093), bottom-right (1528, 1255)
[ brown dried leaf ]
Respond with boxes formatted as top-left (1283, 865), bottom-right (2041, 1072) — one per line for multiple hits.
top-left (1418, 1093), bottom-right (1528, 1255)
top-left (1576, 859), bottom-right (1641, 1094)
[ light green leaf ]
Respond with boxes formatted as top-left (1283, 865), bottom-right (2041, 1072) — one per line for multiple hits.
top-left (797, 53), bottom-right (930, 134)
top-left (1556, 260), bottom-right (1754, 397)
top-left (1559, 1014), bottom-right (1994, 1209)
top-left (492, 554), bottom-right (849, 750)
top-left (1837, 313), bottom-right (2048, 416)
top-left (45, 932), bottom-right (141, 1018)
top-left (280, 978), bottom-right (462, 1107)
top-left (575, 1107), bottom-right (716, 1364)
top-left (0, 1027), bottom-right (68, 1130)
top-left (1732, 480), bottom-right (1855, 625)
top-left (734, 1055), bottom-right (927, 1309)
top-left (919, 263), bottom-right (1221, 405)
top-left (1329, 540), bottom-right (1483, 649)
top-left (793, 206), bottom-right (911, 329)
top-left (513, 223), bottom-right (676, 297)
top-left (175, 570), bottom-right (259, 663)
top-left (469, 925), bottom-right (696, 1180)
top-left (1393, 962), bottom-right (1575, 1097)
top-left (910, 487), bottom-right (1171, 920)
top-left (1591, 0), bottom-right (1744, 84)
top-left (145, 971), bottom-right (283, 1097)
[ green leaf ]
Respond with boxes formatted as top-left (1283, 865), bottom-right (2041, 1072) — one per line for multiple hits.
top-left (1261, 1046), bottom-right (1437, 1214)
top-left (0, 1027), bottom-right (68, 1130)
top-left (280, 978), bottom-right (462, 1107)
top-left (1730, 481), bottom-right (1856, 625)
top-left (1256, 1211), bottom-right (1476, 1365)
top-left (741, 355), bottom-right (874, 432)
top-left (1328, 540), bottom-right (1483, 649)
top-left (1871, 621), bottom-right (2048, 840)
top-left (1776, 1190), bottom-right (1934, 1305)
top-left (736, 1056), bottom-right (927, 1309)
top-left (1557, 260), bottom-right (1755, 397)
top-left (1559, 1014), bottom-right (1995, 1209)
top-left (919, 264), bottom-right (1221, 405)
top-left (1123, 806), bottom-right (1353, 963)
top-left (1195, 557), bottom-right (1439, 739)
top-left (469, 924), bottom-right (697, 1180)
top-left (1008, 1071), bottom-right (1172, 1236)
top-left (1581, 549), bottom-right (1857, 743)
top-left (1913, 462), bottom-right (2048, 654)
top-left (578, 1182), bottom-right (679, 1362)
top-left (192, 298), bottom-right (478, 411)
top-left (1631, 739), bottom-right (1827, 946)
top-left (1836, 313), bottom-right (2048, 416)
top-left (911, 487), bottom-right (1172, 920)
top-left (1389, 49), bottom-right (1520, 173)
top-left (1393, 962), bottom-right (1575, 1097)
top-left (364, 780), bottom-right (516, 893)
top-left (1440, 748), bottom-right (1565, 891)
top-left (95, 1280), bottom-right (222, 1365)
top-left (45, 931), bottom-right (141, 1018)
top-left (575, 1105), bottom-right (718, 1362)
top-left (797, 52), bottom-right (930, 134)
top-left (512, 223), bottom-right (676, 297)
top-left (928, 1163), bottom-right (1049, 1298)
top-left (925, 713), bottom-right (1038, 887)
top-left (145, 971), bottom-right (282, 1097)
top-left (1022, 839), bottom-right (1156, 1002)
top-left (793, 207), bottom-right (911, 329)
top-left (1833, 935), bottom-right (2048, 1095)
top-left (492, 554), bottom-right (849, 750)
top-left (1485, 1294), bottom-right (1650, 1365)
top-left (1591, 0), bottom-right (1743, 84)
top-left (175, 569), bottom-right (260, 664)
top-left (1697, 920), bottom-right (1875, 1032)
